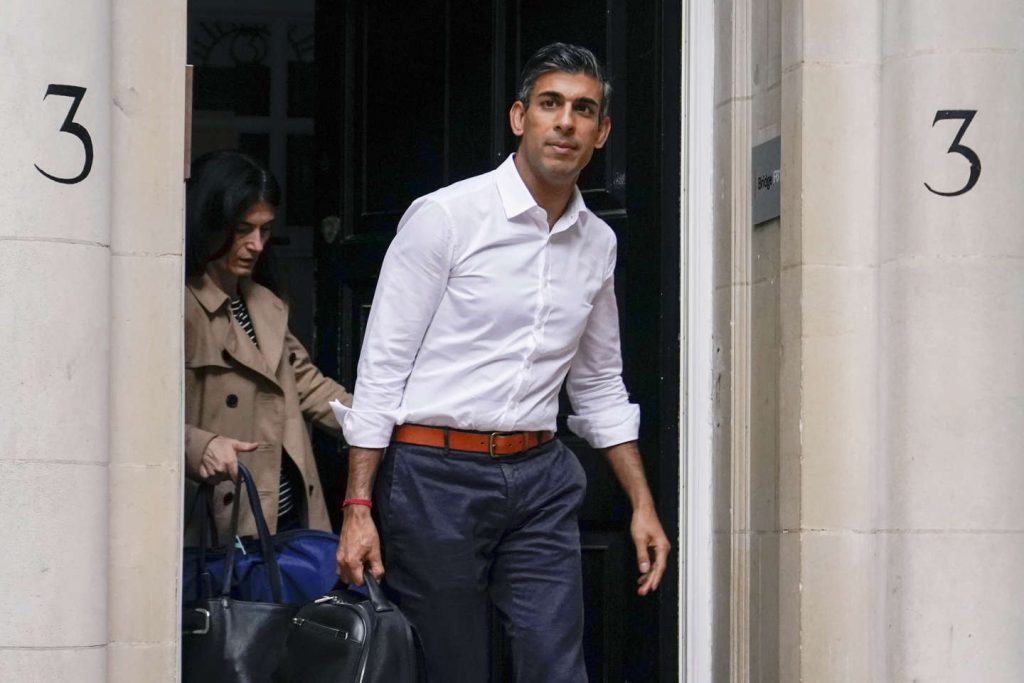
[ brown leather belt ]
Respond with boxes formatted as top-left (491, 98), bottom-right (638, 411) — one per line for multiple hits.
top-left (393, 424), bottom-right (554, 457)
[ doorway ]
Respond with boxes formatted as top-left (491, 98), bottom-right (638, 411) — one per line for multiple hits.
top-left (187, 0), bottom-right (319, 350)
top-left (186, 1), bottom-right (682, 679)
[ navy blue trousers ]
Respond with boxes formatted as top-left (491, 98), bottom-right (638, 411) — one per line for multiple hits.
top-left (374, 438), bottom-right (588, 683)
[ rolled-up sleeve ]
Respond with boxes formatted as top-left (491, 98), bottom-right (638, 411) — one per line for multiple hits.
top-left (341, 198), bottom-right (454, 448)
top-left (565, 244), bottom-right (640, 448)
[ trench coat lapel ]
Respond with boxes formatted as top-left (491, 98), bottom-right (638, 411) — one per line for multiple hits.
top-left (223, 315), bottom-right (278, 386)
top-left (240, 278), bottom-right (287, 378)
top-left (188, 273), bottom-right (282, 389)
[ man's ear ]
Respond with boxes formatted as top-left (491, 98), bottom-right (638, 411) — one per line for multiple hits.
top-left (594, 115), bottom-right (612, 150)
top-left (509, 101), bottom-right (526, 136)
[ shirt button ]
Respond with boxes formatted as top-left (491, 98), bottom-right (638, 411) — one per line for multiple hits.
top-left (226, 394), bottom-right (238, 408)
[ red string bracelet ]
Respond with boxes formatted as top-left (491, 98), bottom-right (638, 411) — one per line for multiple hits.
top-left (342, 498), bottom-right (373, 509)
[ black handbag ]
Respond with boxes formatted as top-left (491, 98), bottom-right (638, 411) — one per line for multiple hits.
top-left (182, 464), bottom-right (297, 683)
top-left (280, 572), bottom-right (425, 683)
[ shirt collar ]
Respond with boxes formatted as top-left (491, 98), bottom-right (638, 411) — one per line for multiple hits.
top-left (552, 184), bottom-right (589, 235)
top-left (495, 154), bottom-right (536, 220)
top-left (495, 154), bottom-right (592, 232)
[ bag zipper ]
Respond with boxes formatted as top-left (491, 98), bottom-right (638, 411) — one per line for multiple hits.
top-left (292, 617), bottom-right (350, 640)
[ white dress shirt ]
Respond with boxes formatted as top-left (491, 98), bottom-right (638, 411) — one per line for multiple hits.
top-left (337, 155), bottom-right (639, 449)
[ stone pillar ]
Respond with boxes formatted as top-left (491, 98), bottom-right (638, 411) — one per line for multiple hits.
top-left (0, 2), bottom-right (112, 681)
top-left (779, 1), bottom-right (886, 680)
top-left (774, 1), bottom-right (1024, 681)
top-left (1, 2), bottom-right (186, 681)
top-left (106, 1), bottom-right (186, 681)
top-left (879, 2), bottom-right (1024, 680)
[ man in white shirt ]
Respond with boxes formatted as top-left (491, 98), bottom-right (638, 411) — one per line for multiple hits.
top-left (335, 43), bottom-right (670, 682)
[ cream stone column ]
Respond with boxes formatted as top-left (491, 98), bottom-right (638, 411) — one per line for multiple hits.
top-left (879, 3), bottom-right (1024, 680)
top-left (774, 1), bottom-right (1024, 681)
top-left (715, 1), bottom-right (1024, 680)
top-left (717, 0), bottom-right (887, 678)
top-left (0, 2), bottom-right (112, 681)
top-left (779, 1), bottom-right (886, 680)
top-left (106, 1), bottom-right (187, 681)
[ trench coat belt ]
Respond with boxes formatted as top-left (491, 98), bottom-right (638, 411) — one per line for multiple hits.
top-left (392, 424), bottom-right (555, 457)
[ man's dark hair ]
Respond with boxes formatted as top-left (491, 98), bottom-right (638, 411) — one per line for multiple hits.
top-left (185, 150), bottom-right (281, 291)
top-left (516, 42), bottom-right (612, 118)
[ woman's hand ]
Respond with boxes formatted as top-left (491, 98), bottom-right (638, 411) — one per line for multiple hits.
top-left (198, 436), bottom-right (258, 483)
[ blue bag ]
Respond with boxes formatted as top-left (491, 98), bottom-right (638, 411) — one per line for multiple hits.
top-left (183, 463), bottom-right (339, 605)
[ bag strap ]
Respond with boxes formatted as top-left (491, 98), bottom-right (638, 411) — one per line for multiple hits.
top-left (220, 463), bottom-right (284, 603)
top-left (185, 483), bottom-right (219, 541)
top-left (192, 487), bottom-right (217, 599)
top-left (219, 473), bottom-right (245, 598)
top-left (243, 463), bottom-right (284, 602)
top-left (363, 571), bottom-right (393, 613)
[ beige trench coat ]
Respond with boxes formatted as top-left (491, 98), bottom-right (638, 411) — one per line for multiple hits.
top-left (184, 272), bottom-right (351, 538)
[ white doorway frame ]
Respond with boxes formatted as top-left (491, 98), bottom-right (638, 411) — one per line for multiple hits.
top-left (680, 0), bottom-right (715, 680)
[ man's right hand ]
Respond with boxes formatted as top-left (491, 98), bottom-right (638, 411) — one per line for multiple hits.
top-left (336, 505), bottom-right (385, 586)
top-left (198, 436), bottom-right (258, 483)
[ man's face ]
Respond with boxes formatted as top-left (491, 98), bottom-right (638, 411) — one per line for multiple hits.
top-left (510, 70), bottom-right (611, 188)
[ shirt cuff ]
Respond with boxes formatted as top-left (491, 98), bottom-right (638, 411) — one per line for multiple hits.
top-left (566, 403), bottom-right (641, 449)
top-left (329, 400), bottom-right (397, 449)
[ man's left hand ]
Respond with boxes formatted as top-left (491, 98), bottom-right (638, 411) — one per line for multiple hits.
top-left (631, 506), bottom-right (670, 596)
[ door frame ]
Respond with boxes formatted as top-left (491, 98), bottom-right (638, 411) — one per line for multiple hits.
top-left (174, 1), bottom-right (717, 679)
top-left (681, 0), bottom-right (715, 681)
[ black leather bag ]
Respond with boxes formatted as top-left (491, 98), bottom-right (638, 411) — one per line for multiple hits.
top-left (182, 464), bottom-right (297, 683)
top-left (280, 572), bottom-right (425, 683)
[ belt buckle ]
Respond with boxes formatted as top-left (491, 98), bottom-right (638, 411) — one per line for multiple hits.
top-left (488, 431), bottom-right (530, 457)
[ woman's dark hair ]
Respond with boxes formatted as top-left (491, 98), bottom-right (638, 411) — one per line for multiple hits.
top-left (185, 150), bottom-right (282, 290)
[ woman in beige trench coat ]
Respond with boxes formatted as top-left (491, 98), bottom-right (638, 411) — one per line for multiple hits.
top-left (184, 151), bottom-right (351, 539)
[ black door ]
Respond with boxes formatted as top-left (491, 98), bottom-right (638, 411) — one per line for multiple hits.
top-left (313, 2), bottom-right (680, 680)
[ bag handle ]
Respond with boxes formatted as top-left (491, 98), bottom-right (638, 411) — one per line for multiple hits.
top-left (221, 463), bottom-right (284, 603)
top-left (185, 482), bottom-right (218, 545)
top-left (362, 570), bottom-right (393, 613)
top-left (190, 487), bottom-right (218, 600)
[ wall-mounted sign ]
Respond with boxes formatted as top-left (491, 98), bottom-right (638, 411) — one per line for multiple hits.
top-left (752, 136), bottom-right (781, 225)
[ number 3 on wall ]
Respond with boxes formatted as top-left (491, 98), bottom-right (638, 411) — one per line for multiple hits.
top-left (924, 110), bottom-right (981, 197)
top-left (35, 84), bottom-right (94, 185)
